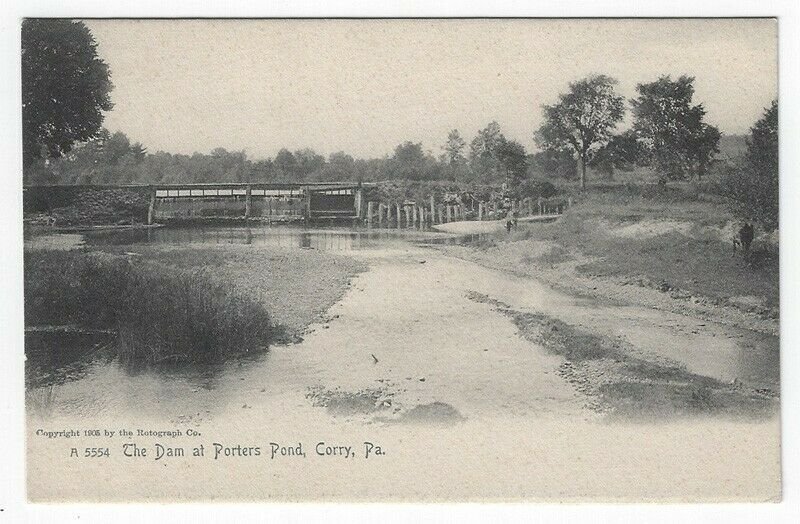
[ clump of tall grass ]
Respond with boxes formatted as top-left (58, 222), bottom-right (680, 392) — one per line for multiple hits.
top-left (24, 250), bottom-right (273, 364)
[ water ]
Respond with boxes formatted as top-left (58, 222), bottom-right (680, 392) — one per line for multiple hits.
top-left (26, 225), bottom-right (779, 422)
top-left (84, 224), bottom-right (446, 251)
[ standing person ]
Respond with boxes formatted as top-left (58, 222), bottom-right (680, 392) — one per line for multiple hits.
top-left (739, 222), bottom-right (755, 254)
top-left (506, 218), bottom-right (513, 233)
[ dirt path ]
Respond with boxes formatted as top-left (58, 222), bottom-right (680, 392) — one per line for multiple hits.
top-left (27, 243), bottom-right (781, 502)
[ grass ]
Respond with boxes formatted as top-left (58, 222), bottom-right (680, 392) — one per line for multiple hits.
top-left (25, 250), bottom-right (274, 364)
top-left (466, 184), bottom-right (779, 315)
top-left (94, 243), bottom-right (367, 337)
top-left (25, 239), bottom-right (367, 373)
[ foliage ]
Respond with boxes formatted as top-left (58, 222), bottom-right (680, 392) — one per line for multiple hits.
top-left (631, 75), bottom-right (720, 183)
top-left (535, 75), bottom-right (625, 190)
top-left (589, 130), bottom-right (646, 178)
top-left (720, 100), bottom-right (779, 231)
top-left (528, 149), bottom-right (577, 179)
top-left (22, 19), bottom-right (113, 171)
top-left (496, 139), bottom-right (529, 188)
top-left (443, 129), bottom-right (467, 181)
top-left (387, 141), bottom-right (428, 180)
top-left (515, 179), bottom-right (558, 200)
top-left (468, 121), bottom-right (506, 183)
top-left (24, 250), bottom-right (274, 363)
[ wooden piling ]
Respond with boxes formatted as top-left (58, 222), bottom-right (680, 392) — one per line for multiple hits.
top-left (446, 205), bottom-right (453, 223)
top-left (429, 195), bottom-right (435, 224)
top-left (245, 184), bottom-right (252, 218)
top-left (478, 202), bottom-right (483, 221)
top-left (355, 187), bottom-right (363, 219)
top-left (367, 201), bottom-right (374, 227)
top-left (396, 203), bottom-right (401, 229)
top-left (378, 203), bottom-right (385, 227)
top-left (412, 205), bottom-right (418, 226)
top-left (147, 186), bottom-right (156, 225)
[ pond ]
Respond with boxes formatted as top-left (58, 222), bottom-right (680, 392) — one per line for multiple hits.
top-left (83, 224), bottom-right (453, 251)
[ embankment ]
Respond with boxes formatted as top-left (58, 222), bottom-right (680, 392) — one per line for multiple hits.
top-left (24, 185), bottom-right (150, 226)
top-left (24, 242), bottom-right (366, 383)
top-left (434, 189), bottom-right (779, 335)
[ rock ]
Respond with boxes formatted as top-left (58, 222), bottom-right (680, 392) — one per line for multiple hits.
top-left (419, 377), bottom-right (426, 382)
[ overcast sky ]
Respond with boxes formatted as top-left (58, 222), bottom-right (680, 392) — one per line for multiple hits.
top-left (83, 19), bottom-right (777, 160)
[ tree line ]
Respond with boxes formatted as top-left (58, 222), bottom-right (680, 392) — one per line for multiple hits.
top-left (22, 19), bottom-right (778, 230)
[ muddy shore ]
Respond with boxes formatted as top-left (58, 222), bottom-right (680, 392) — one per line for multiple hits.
top-left (432, 221), bottom-right (778, 337)
top-left (28, 240), bottom-right (780, 501)
top-left (25, 227), bottom-right (780, 501)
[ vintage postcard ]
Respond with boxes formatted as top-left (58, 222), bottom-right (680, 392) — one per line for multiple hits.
top-left (21, 18), bottom-right (780, 503)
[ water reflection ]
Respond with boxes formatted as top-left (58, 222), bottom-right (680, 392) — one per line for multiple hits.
top-left (86, 225), bottom-right (441, 251)
top-left (25, 341), bottom-right (273, 420)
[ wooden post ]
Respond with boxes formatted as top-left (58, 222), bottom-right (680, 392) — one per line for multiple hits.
top-left (437, 205), bottom-right (443, 225)
top-left (538, 197), bottom-right (543, 215)
top-left (245, 184), bottom-right (252, 218)
top-left (305, 188), bottom-right (312, 222)
top-left (378, 203), bottom-right (384, 227)
top-left (147, 186), bottom-right (156, 225)
top-left (446, 205), bottom-right (452, 223)
top-left (568, 196), bottom-right (573, 209)
top-left (396, 203), bottom-right (402, 228)
top-left (478, 202), bottom-right (483, 221)
top-left (354, 187), bottom-right (363, 219)
top-left (367, 201), bottom-right (374, 227)
top-left (412, 205), bottom-right (418, 226)
top-left (429, 195), bottom-right (435, 224)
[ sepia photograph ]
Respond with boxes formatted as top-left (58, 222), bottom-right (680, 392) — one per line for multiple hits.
top-left (16, 16), bottom-right (784, 504)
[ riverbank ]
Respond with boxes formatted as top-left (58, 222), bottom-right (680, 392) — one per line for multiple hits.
top-left (24, 241), bottom-right (366, 382)
top-left (96, 243), bottom-right (367, 340)
top-left (28, 244), bottom-right (780, 502)
top-left (434, 193), bottom-right (779, 337)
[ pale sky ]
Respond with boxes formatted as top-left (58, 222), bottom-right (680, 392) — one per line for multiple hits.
top-left (83, 19), bottom-right (778, 160)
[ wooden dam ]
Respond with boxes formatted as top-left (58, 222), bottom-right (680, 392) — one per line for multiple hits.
top-left (146, 182), bottom-right (364, 224)
top-left (24, 181), bottom-right (568, 228)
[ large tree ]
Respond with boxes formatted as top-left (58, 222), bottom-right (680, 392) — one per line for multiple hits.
top-left (496, 139), bottom-right (528, 191)
top-left (535, 75), bottom-right (625, 190)
top-left (389, 141), bottom-right (427, 180)
top-left (443, 129), bottom-right (467, 181)
top-left (469, 121), bottom-right (506, 182)
top-left (589, 129), bottom-right (644, 178)
top-left (22, 19), bottom-right (113, 171)
top-left (631, 75), bottom-right (720, 183)
top-left (721, 100), bottom-right (779, 231)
